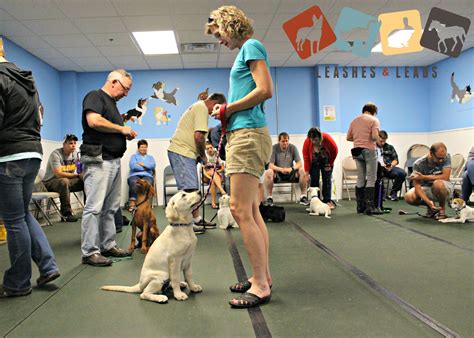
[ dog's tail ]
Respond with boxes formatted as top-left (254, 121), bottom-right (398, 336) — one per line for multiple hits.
top-left (101, 283), bottom-right (141, 293)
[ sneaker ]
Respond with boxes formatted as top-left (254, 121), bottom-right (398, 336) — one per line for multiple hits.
top-left (63, 214), bottom-right (78, 222)
top-left (299, 196), bottom-right (309, 206)
top-left (389, 194), bottom-right (399, 201)
top-left (266, 197), bottom-right (274, 206)
top-left (193, 225), bottom-right (205, 234)
top-left (0, 285), bottom-right (32, 298)
top-left (195, 219), bottom-right (216, 229)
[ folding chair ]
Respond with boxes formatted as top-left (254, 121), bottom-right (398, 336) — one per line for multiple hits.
top-left (31, 171), bottom-right (65, 225)
top-left (450, 153), bottom-right (465, 191)
top-left (163, 165), bottom-right (178, 207)
top-left (404, 144), bottom-right (430, 190)
top-left (341, 156), bottom-right (358, 200)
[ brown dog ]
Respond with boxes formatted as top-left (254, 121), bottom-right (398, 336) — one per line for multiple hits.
top-left (128, 179), bottom-right (159, 254)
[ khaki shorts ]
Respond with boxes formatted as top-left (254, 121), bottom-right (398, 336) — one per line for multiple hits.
top-left (409, 180), bottom-right (454, 201)
top-left (225, 127), bottom-right (272, 179)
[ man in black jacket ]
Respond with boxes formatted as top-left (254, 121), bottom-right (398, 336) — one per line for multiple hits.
top-left (0, 46), bottom-right (60, 297)
top-left (80, 69), bottom-right (137, 267)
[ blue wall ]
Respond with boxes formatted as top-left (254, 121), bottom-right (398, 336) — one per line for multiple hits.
top-left (2, 38), bottom-right (62, 140)
top-left (429, 47), bottom-right (474, 132)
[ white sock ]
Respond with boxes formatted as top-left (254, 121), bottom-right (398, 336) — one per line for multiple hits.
top-left (193, 216), bottom-right (202, 223)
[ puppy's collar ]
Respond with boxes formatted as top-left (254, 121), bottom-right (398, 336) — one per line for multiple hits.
top-left (170, 222), bottom-right (193, 227)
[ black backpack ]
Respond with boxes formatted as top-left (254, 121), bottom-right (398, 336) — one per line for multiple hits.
top-left (259, 203), bottom-right (285, 222)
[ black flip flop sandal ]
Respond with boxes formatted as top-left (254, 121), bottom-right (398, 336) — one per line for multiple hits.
top-left (229, 291), bottom-right (272, 308)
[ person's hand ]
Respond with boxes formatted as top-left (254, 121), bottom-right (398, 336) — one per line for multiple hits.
top-left (282, 167), bottom-right (292, 174)
top-left (211, 104), bottom-right (223, 120)
top-left (121, 126), bottom-right (137, 140)
top-left (427, 200), bottom-right (436, 209)
top-left (409, 171), bottom-right (422, 181)
top-left (138, 162), bottom-right (145, 166)
top-left (324, 164), bottom-right (332, 172)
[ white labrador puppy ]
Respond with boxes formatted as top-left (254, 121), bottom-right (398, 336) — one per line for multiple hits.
top-left (438, 198), bottom-right (474, 223)
top-left (308, 187), bottom-right (331, 218)
top-left (101, 190), bottom-right (203, 303)
top-left (218, 194), bottom-right (238, 229)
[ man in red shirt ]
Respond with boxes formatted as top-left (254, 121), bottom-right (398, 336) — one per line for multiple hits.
top-left (302, 127), bottom-right (338, 209)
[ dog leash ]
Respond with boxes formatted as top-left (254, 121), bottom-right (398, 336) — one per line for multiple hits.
top-left (192, 104), bottom-right (228, 213)
top-left (128, 187), bottom-right (150, 223)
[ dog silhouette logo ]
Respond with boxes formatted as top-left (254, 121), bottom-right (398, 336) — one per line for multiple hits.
top-left (334, 7), bottom-right (381, 58)
top-left (378, 10), bottom-right (423, 55)
top-left (283, 6), bottom-right (336, 60)
top-left (420, 7), bottom-right (470, 58)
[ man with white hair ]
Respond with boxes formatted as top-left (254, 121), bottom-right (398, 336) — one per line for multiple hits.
top-left (80, 69), bottom-right (137, 267)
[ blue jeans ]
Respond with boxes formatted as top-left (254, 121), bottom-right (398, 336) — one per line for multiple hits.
top-left (127, 175), bottom-right (154, 201)
top-left (0, 158), bottom-right (58, 292)
top-left (354, 149), bottom-right (377, 188)
top-left (167, 151), bottom-right (198, 190)
top-left (81, 159), bottom-right (121, 257)
top-left (462, 159), bottom-right (474, 201)
top-left (382, 166), bottom-right (407, 195)
top-left (309, 161), bottom-right (333, 203)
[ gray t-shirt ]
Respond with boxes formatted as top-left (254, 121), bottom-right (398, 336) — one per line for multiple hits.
top-left (43, 148), bottom-right (78, 182)
top-left (269, 143), bottom-right (301, 168)
top-left (413, 153), bottom-right (451, 187)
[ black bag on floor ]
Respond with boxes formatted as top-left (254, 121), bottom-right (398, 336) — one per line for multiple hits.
top-left (259, 203), bottom-right (285, 222)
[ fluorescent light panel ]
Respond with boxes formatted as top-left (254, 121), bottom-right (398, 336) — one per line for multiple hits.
top-left (133, 31), bottom-right (178, 55)
top-left (371, 29), bottom-right (418, 53)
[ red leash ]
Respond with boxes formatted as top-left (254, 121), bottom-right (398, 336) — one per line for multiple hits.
top-left (192, 104), bottom-right (228, 212)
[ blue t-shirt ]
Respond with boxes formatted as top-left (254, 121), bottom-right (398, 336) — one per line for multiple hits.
top-left (227, 39), bottom-right (270, 131)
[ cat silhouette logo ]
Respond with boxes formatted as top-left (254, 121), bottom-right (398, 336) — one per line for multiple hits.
top-left (334, 7), bottom-right (381, 58)
top-left (420, 7), bottom-right (470, 58)
top-left (378, 10), bottom-right (423, 55)
top-left (282, 6), bottom-right (336, 60)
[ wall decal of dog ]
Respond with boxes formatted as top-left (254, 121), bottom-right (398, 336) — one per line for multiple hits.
top-left (101, 190), bottom-right (203, 303)
top-left (450, 73), bottom-right (472, 104)
top-left (151, 81), bottom-right (179, 105)
top-left (153, 106), bottom-right (171, 125)
top-left (438, 198), bottom-right (474, 223)
top-left (308, 187), bottom-right (331, 218)
top-left (122, 98), bottom-right (148, 125)
top-left (128, 179), bottom-right (159, 254)
top-left (197, 88), bottom-right (209, 100)
top-left (218, 194), bottom-right (238, 229)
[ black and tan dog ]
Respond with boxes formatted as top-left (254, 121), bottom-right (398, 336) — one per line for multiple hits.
top-left (128, 179), bottom-right (159, 254)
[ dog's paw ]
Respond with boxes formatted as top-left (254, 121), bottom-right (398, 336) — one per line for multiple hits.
top-left (179, 281), bottom-right (188, 289)
top-left (219, 225), bottom-right (228, 230)
top-left (174, 291), bottom-right (189, 301)
top-left (189, 284), bottom-right (203, 293)
top-left (140, 247), bottom-right (149, 254)
top-left (128, 245), bottom-right (135, 252)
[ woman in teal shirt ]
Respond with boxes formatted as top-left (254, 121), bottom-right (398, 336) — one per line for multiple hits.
top-left (206, 5), bottom-right (273, 309)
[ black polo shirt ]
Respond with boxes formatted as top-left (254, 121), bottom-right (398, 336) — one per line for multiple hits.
top-left (82, 89), bottom-right (126, 160)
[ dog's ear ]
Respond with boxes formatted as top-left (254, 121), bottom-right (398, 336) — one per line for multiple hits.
top-left (148, 184), bottom-right (156, 199)
top-left (165, 201), bottom-right (179, 222)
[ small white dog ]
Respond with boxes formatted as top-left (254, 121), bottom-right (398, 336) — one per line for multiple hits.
top-left (308, 187), bottom-right (331, 218)
top-left (101, 190), bottom-right (203, 303)
top-left (438, 198), bottom-right (474, 224)
top-left (218, 194), bottom-right (238, 229)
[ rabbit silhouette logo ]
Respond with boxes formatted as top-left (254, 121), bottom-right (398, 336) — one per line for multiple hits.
top-left (283, 6), bottom-right (336, 60)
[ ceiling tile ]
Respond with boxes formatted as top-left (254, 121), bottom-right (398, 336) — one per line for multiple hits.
top-left (1, 0), bottom-right (65, 20)
top-left (97, 45), bottom-right (141, 56)
top-left (55, 0), bottom-right (118, 18)
top-left (175, 30), bottom-right (215, 44)
top-left (87, 32), bottom-right (134, 46)
top-left (230, 0), bottom-right (281, 14)
top-left (22, 19), bottom-right (81, 35)
top-left (43, 34), bottom-right (93, 48)
top-left (264, 42), bottom-right (294, 53)
top-left (111, 0), bottom-right (170, 16)
top-left (181, 53), bottom-right (218, 63)
top-left (182, 62), bottom-right (217, 68)
top-left (246, 13), bottom-right (274, 30)
top-left (69, 56), bottom-right (114, 68)
top-left (41, 57), bottom-right (84, 71)
top-left (73, 17), bottom-right (128, 34)
top-left (107, 55), bottom-right (150, 69)
top-left (29, 47), bottom-right (65, 59)
top-left (57, 46), bottom-right (102, 57)
top-left (8, 35), bottom-right (51, 49)
top-left (0, 20), bottom-right (35, 37)
top-left (174, 14), bottom-right (209, 30)
top-left (278, 0), bottom-right (335, 14)
top-left (0, 8), bottom-right (15, 21)
top-left (121, 16), bottom-right (174, 32)
top-left (264, 29), bottom-right (290, 43)
top-left (171, 1), bottom-right (218, 15)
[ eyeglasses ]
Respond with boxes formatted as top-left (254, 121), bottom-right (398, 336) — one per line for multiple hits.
top-left (431, 152), bottom-right (446, 162)
top-left (116, 79), bottom-right (130, 92)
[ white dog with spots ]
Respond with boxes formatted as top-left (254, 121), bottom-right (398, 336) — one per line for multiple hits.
top-left (438, 198), bottom-right (474, 224)
top-left (218, 194), bottom-right (238, 229)
top-left (308, 187), bottom-right (331, 218)
top-left (101, 190), bottom-right (203, 303)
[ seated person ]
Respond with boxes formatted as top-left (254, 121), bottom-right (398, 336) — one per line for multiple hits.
top-left (43, 134), bottom-right (84, 222)
top-left (461, 146), bottom-right (474, 202)
top-left (202, 141), bottom-right (226, 209)
top-left (377, 130), bottom-right (407, 201)
top-left (127, 139), bottom-right (156, 210)
top-left (264, 132), bottom-right (308, 205)
top-left (404, 142), bottom-right (453, 219)
top-left (302, 127), bottom-right (338, 209)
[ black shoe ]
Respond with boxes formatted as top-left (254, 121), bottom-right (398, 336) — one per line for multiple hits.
top-left (193, 225), bottom-right (205, 234)
top-left (195, 219), bottom-right (216, 229)
top-left (389, 194), bottom-right (399, 201)
top-left (82, 253), bottom-right (113, 266)
top-left (0, 285), bottom-right (32, 298)
top-left (63, 214), bottom-right (78, 222)
top-left (266, 197), bottom-right (274, 206)
top-left (299, 196), bottom-right (309, 206)
top-left (36, 271), bottom-right (60, 286)
top-left (101, 246), bottom-right (132, 257)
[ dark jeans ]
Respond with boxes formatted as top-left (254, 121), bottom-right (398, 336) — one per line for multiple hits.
top-left (0, 158), bottom-right (58, 292)
top-left (127, 175), bottom-right (154, 201)
top-left (381, 166), bottom-right (406, 195)
top-left (462, 159), bottom-right (474, 201)
top-left (43, 176), bottom-right (84, 215)
top-left (309, 162), bottom-right (333, 203)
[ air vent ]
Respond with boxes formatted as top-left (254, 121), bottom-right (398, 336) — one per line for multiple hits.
top-left (181, 43), bottom-right (218, 54)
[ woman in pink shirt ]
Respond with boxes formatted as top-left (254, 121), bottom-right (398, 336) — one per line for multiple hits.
top-left (347, 102), bottom-right (382, 215)
top-left (302, 127), bottom-right (338, 208)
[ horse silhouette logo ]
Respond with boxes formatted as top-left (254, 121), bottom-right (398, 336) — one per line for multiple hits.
top-left (420, 7), bottom-right (470, 58)
top-left (283, 6), bottom-right (336, 60)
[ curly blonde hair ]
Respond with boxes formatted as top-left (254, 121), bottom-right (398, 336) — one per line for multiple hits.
top-left (205, 6), bottom-right (254, 40)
